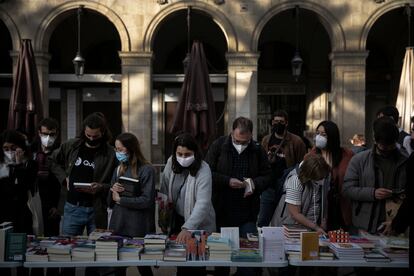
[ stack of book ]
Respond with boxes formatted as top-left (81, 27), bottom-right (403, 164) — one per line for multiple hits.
top-left (207, 234), bottom-right (232, 261)
top-left (379, 236), bottom-right (409, 261)
top-left (25, 246), bottom-right (48, 262)
top-left (283, 224), bottom-right (309, 260)
top-left (231, 249), bottom-right (262, 262)
top-left (95, 236), bottom-right (123, 261)
top-left (71, 240), bottom-right (95, 262)
top-left (349, 236), bottom-right (375, 250)
top-left (329, 243), bottom-right (364, 260)
top-left (140, 234), bottom-right (167, 260)
top-left (364, 249), bottom-right (391, 262)
top-left (163, 241), bottom-right (187, 262)
top-left (119, 238), bottom-right (143, 261)
top-left (47, 239), bottom-right (73, 262)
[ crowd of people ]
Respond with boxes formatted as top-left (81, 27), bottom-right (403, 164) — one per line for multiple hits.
top-left (0, 106), bottom-right (412, 275)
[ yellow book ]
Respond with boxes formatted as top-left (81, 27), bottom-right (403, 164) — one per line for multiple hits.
top-left (300, 232), bottom-right (319, 261)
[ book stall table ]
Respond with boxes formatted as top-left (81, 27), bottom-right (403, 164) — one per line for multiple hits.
top-left (24, 260), bottom-right (157, 268)
top-left (0, 261), bottom-right (22, 268)
top-left (289, 259), bottom-right (409, 268)
top-left (156, 260), bottom-right (288, 267)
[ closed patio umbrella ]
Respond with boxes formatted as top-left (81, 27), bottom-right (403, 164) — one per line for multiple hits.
top-left (396, 47), bottom-right (414, 132)
top-left (7, 39), bottom-right (43, 140)
top-left (170, 41), bottom-right (217, 151)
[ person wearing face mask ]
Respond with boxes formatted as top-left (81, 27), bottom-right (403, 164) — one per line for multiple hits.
top-left (0, 130), bottom-right (37, 233)
top-left (108, 133), bottom-right (155, 276)
top-left (160, 133), bottom-right (215, 276)
top-left (50, 112), bottom-right (116, 236)
top-left (305, 120), bottom-right (354, 231)
top-left (344, 116), bottom-right (407, 234)
top-left (31, 118), bottom-right (61, 238)
top-left (402, 116), bottom-right (414, 156)
top-left (205, 117), bottom-right (271, 276)
top-left (259, 110), bottom-right (306, 227)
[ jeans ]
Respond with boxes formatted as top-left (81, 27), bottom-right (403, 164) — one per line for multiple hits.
top-left (62, 202), bottom-right (96, 236)
top-left (258, 188), bottom-right (277, 227)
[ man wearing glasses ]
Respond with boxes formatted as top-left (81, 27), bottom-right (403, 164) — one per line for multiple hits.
top-left (205, 117), bottom-right (271, 276)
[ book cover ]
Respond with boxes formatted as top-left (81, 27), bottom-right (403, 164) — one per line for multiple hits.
top-left (0, 225), bottom-right (13, 261)
top-left (118, 176), bottom-right (140, 197)
top-left (6, 233), bottom-right (27, 261)
top-left (220, 227), bottom-right (240, 250)
top-left (300, 232), bottom-right (319, 261)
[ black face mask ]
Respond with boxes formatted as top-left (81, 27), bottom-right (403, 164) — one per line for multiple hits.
top-left (86, 137), bottom-right (103, 147)
top-left (272, 123), bottom-right (286, 135)
top-left (410, 139), bottom-right (414, 150)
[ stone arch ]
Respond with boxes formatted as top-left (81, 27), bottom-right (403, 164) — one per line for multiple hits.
top-left (0, 7), bottom-right (21, 50)
top-left (34, 0), bottom-right (130, 52)
top-left (143, 1), bottom-right (237, 53)
top-left (360, 0), bottom-right (414, 50)
top-left (251, 1), bottom-right (345, 52)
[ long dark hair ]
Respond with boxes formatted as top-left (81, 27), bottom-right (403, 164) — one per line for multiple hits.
top-left (171, 133), bottom-right (202, 177)
top-left (316, 120), bottom-right (343, 168)
top-left (116, 132), bottom-right (149, 178)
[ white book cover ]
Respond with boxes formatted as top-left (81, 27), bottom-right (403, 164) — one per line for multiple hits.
top-left (220, 227), bottom-right (240, 250)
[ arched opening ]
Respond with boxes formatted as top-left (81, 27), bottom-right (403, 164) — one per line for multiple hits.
top-left (151, 8), bottom-right (228, 163)
top-left (257, 8), bottom-right (331, 142)
top-left (0, 19), bottom-right (13, 131)
top-left (365, 6), bottom-right (413, 143)
top-left (47, 8), bottom-right (122, 141)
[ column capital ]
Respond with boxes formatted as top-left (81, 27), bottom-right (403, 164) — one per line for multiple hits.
top-left (34, 52), bottom-right (52, 66)
top-left (329, 51), bottom-right (369, 66)
top-left (118, 51), bottom-right (153, 66)
top-left (226, 52), bottom-right (260, 67)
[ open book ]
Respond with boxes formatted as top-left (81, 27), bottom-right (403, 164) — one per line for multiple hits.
top-left (118, 176), bottom-right (140, 197)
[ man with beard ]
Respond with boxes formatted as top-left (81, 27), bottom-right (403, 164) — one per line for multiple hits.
top-left (50, 112), bottom-right (116, 236)
top-left (258, 110), bottom-right (306, 227)
top-left (344, 116), bottom-right (407, 234)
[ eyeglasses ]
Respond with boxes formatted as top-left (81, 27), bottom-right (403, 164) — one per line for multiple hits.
top-left (40, 132), bottom-right (57, 137)
top-left (232, 137), bottom-right (251, 146)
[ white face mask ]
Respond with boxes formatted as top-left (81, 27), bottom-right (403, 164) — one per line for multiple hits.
top-left (233, 142), bottom-right (248, 154)
top-left (315, 134), bottom-right (327, 149)
top-left (4, 150), bottom-right (16, 164)
top-left (176, 155), bottom-right (195, 168)
top-left (40, 135), bottom-right (55, 148)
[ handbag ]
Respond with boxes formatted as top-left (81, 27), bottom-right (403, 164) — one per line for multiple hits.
top-left (27, 184), bottom-right (44, 236)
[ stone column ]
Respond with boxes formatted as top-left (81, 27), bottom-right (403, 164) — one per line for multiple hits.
top-left (34, 52), bottom-right (51, 117)
top-left (119, 51), bottom-right (153, 160)
top-left (226, 52), bottom-right (260, 139)
top-left (329, 51), bottom-right (369, 146)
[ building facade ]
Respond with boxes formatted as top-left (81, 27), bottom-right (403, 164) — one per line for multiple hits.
top-left (0, 0), bottom-right (413, 164)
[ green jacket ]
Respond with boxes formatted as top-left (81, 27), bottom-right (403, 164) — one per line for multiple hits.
top-left (50, 138), bottom-right (116, 228)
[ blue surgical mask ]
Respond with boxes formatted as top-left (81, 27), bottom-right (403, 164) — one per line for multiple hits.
top-left (116, 152), bottom-right (129, 163)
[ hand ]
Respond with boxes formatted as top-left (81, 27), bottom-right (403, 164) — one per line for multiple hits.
top-left (111, 190), bottom-right (121, 203)
top-left (48, 207), bottom-right (60, 219)
top-left (315, 226), bottom-right (327, 236)
top-left (378, 221), bottom-right (394, 235)
top-left (15, 147), bottom-right (24, 164)
top-left (229, 178), bottom-right (244, 189)
top-left (176, 229), bottom-right (192, 244)
top-left (111, 183), bottom-right (125, 193)
top-left (375, 188), bottom-right (392, 200)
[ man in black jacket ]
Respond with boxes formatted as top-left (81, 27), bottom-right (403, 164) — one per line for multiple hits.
top-left (206, 117), bottom-right (271, 232)
top-left (206, 117), bottom-right (271, 276)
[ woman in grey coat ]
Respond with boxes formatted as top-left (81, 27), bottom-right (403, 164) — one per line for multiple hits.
top-left (108, 132), bottom-right (155, 276)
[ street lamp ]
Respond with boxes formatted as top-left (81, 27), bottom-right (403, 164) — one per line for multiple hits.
top-left (291, 5), bottom-right (303, 82)
top-left (73, 5), bottom-right (85, 77)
